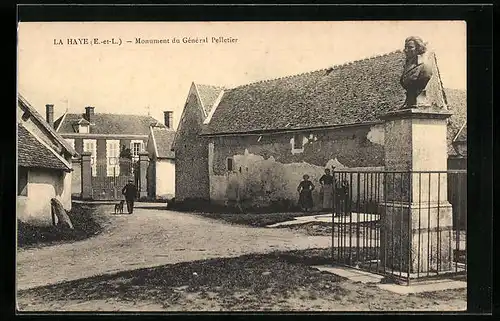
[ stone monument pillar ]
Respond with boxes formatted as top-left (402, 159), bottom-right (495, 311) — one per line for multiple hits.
top-left (138, 151), bottom-right (149, 199)
top-left (80, 152), bottom-right (92, 200)
top-left (379, 37), bottom-right (454, 276)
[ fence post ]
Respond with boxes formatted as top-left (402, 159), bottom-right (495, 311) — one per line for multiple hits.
top-left (138, 151), bottom-right (149, 199)
top-left (81, 152), bottom-right (92, 200)
top-left (113, 166), bottom-right (117, 199)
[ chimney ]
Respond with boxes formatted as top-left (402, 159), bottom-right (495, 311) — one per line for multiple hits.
top-left (46, 104), bottom-right (54, 128)
top-left (164, 111), bottom-right (173, 129)
top-left (85, 106), bottom-right (95, 124)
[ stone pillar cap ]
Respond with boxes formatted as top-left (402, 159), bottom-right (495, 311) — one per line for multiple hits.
top-left (81, 151), bottom-right (92, 156)
top-left (381, 108), bottom-right (452, 121)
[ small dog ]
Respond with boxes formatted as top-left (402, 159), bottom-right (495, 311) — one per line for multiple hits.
top-left (114, 200), bottom-right (125, 214)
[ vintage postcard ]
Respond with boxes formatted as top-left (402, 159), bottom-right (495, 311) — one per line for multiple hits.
top-left (16, 20), bottom-right (467, 312)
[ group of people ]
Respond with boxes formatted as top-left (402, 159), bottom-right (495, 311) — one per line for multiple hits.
top-left (297, 168), bottom-right (350, 213)
top-left (121, 169), bottom-right (350, 214)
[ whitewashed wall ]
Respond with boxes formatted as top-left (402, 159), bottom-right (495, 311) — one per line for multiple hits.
top-left (17, 168), bottom-right (69, 226)
top-left (155, 159), bottom-right (176, 200)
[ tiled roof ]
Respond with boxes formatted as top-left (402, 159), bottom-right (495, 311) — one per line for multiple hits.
top-left (75, 118), bottom-right (90, 125)
top-left (53, 115), bottom-right (64, 130)
top-left (18, 95), bottom-right (78, 157)
top-left (55, 112), bottom-right (162, 135)
top-left (152, 127), bottom-right (176, 159)
top-left (195, 84), bottom-right (224, 116)
top-left (202, 50), bottom-right (450, 135)
top-left (18, 124), bottom-right (71, 171)
top-left (445, 88), bottom-right (467, 155)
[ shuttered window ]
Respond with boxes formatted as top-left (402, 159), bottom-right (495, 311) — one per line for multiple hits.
top-left (83, 139), bottom-right (97, 176)
top-left (106, 140), bottom-right (120, 176)
top-left (130, 140), bottom-right (144, 163)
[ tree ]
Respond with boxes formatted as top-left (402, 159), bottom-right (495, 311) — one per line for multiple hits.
top-left (119, 145), bottom-right (133, 176)
top-left (120, 145), bottom-right (132, 159)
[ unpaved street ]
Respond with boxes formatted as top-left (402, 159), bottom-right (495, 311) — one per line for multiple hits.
top-left (17, 204), bottom-right (332, 291)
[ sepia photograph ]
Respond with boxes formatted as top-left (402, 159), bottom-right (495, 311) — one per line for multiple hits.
top-left (16, 20), bottom-right (468, 312)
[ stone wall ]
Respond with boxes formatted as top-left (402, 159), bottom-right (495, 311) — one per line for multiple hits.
top-left (208, 124), bottom-right (386, 210)
top-left (175, 93), bottom-right (210, 201)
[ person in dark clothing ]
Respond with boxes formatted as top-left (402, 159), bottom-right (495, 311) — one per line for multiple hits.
top-left (319, 168), bottom-right (334, 211)
top-left (297, 174), bottom-right (315, 212)
top-left (122, 179), bottom-right (138, 214)
top-left (334, 179), bottom-right (350, 216)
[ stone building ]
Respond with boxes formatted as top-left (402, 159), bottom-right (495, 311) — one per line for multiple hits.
top-left (172, 83), bottom-right (224, 203)
top-left (51, 105), bottom-right (173, 199)
top-left (173, 50), bottom-right (466, 211)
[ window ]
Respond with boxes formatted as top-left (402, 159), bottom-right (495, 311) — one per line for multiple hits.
top-left (18, 167), bottom-right (28, 196)
top-left (83, 139), bottom-right (97, 176)
top-left (227, 158), bottom-right (234, 172)
top-left (106, 140), bottom-right (120, 176)
top-left (65, 138), bottom-right (75, 150)
top-left (291, 134), bottom-right (306, 154)
top-left (293, 134), bottom-right (303, 150)
top-left (130, 140), bottom-right (144, 162)
top-left (78, 124), bottom-right (89, 133)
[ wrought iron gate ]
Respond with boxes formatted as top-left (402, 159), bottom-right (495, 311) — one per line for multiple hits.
top-left (90, 158), bottom-right (138, 200)
top-left (331, 170), bottom-right (467, 284)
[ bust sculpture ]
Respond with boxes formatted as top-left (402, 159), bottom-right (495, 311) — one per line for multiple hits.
top-left (400, 36), bottom-right (434, 108)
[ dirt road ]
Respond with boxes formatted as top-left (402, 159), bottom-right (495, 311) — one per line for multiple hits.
top-left (17, 204), bottom-right (332, 291)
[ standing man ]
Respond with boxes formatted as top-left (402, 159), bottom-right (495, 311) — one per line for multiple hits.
top-left (122, 179), bottom-right (138, 214)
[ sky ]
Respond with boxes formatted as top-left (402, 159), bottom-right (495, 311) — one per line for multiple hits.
top-left (17, 21), bottom-right (466, 130)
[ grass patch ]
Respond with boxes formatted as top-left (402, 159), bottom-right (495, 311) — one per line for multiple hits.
top-left (192, 211), bottom-right (322, 227)
top-left (18, 249), bottom-right (344, 310)
top-left (17, 203), bottom-right (111, 249)
top-left (18, 248), bottom-right (467, 311)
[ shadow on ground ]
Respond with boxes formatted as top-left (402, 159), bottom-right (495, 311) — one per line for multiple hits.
top-left (17, 248), bottom-right (467, 311)
top-left (17, 249), bottom-right (343, 308)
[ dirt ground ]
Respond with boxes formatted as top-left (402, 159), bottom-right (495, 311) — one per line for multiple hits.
top-left (16, 204), bottom-right (332, 291)
top-left (16, 204), bottom-right (467, 312)
top-left (17, 251), bottom-right (466, 312)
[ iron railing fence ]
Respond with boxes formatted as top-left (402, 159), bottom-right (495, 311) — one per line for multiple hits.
top-left (330, 170), bottom-right (466, 285)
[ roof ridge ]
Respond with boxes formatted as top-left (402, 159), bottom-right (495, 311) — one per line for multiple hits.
top-left (18, 94), bottom-right (78, 156)
top-left (195, 83), bottom-right (226, 90)
top-left (231, 49), bottom-right (403, 89)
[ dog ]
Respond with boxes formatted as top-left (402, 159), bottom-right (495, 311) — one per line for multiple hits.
top-left (114, 200), bottom-right (125, 214)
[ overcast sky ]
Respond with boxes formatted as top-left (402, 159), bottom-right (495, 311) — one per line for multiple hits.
top-left (18, 21), bottom-right (466, 130)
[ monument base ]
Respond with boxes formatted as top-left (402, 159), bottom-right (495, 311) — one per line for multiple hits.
top-left (380, 201), bottom-right (453, 274)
